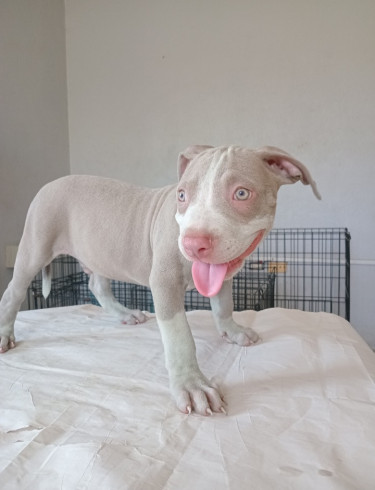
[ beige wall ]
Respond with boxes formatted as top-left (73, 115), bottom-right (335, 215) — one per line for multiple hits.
top-left (0, 1), bottom-right (70, 296)
top-left (64, 0), bottom-right (375, 240)
top-left (1, 1), bottom-right (375, 345)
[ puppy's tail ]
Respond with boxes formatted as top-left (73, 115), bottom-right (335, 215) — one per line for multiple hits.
top-left (42, 264), bottom-right (52, 299)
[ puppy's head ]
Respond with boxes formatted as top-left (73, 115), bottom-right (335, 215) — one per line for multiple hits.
top-left (175, 145), bottom-right (321, 297)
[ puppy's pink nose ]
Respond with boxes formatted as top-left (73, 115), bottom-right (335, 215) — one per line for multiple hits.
top-left (183, 235), bottom-right (213, 260)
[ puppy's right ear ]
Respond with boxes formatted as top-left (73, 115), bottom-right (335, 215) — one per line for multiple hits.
top-left (255, 146), bottom-right (322, 200)
top-left (178, 145), bottom-right (213, 179)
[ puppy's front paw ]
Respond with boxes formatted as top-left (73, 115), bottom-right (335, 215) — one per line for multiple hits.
top-left (170, 371), bottom-right (226, 416)
top-left (220, 320), bottom-right (260, 346)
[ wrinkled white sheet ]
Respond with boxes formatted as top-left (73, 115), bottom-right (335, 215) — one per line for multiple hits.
top-left (1, 305), bottom-right (374, 489)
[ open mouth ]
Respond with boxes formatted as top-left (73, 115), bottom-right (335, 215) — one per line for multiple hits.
top-left (191, 230), bottom-right (265, 298)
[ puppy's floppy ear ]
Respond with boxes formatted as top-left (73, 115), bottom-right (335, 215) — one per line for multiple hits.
top-left (178, 145), bottom-right (213, 179)
top-left (255, 146), bottom-right (322, 200)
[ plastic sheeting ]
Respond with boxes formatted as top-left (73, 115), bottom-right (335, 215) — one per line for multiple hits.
top-left (1, 305), bottom-right (374, 489)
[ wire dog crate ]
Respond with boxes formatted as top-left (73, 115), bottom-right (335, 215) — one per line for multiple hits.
top-left (27, 228), bottom-right (350, 319)
top-left (256, 228), bottom-right (350, 319)
top-left (27, 260), bottom-right (275, 313)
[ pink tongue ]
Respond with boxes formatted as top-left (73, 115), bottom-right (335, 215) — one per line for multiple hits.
top-left (192, 262), bottom-right (228, 297)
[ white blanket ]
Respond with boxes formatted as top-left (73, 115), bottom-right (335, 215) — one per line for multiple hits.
top-left (1, 306), bottom-right (374, 489)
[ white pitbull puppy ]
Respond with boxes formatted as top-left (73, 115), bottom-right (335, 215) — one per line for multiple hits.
top-left (0, 145), bottom-right (320, 415)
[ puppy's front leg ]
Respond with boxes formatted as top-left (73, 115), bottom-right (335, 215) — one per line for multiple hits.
top-left (210, 279), bottom-right (260, 346)
top-left (151, 280), bottom-right (225, 415)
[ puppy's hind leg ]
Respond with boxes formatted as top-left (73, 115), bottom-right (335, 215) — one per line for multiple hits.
top-left (0, 249), bottom-right (53, 353)
top-left (88, 273), bottom-right (147, 324)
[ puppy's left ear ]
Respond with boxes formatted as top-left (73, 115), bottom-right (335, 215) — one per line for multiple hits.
top-left (255, 146), bottom-right (322, 200)
top-left (178, 145), bottom-right (213, 179)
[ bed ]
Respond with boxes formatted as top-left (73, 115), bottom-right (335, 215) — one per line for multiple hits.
top-left (1, 305), bottom-right (374, 489)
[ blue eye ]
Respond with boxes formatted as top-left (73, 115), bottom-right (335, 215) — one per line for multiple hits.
top-left (234, 188), bottom-right (250, 200)
top-left (178, 189), bottom-right (186, 202)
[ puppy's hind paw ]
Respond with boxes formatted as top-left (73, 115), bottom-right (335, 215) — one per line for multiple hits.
top-left (121, 309), bottom-right (148, 325)
top-left (0, 336), bottom-right (16, 353)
